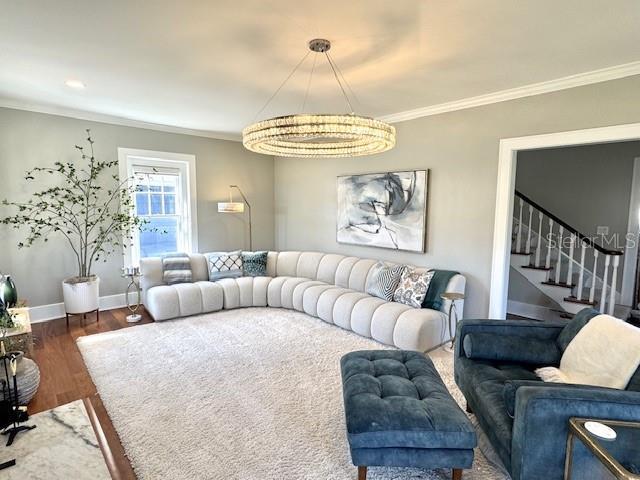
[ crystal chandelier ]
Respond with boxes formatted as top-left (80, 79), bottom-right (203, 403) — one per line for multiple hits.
top-left (243, 39), bottom-right (396, 158)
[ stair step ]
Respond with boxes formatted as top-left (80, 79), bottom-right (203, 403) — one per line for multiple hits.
top-left (541, 280), bottom-right (575, 289)
top-left (564, 296), bottom-right (596, 306)
top-left (511, 250), bottom-right (531, 255)
top-left (521, 264), bottom-right (552, 271)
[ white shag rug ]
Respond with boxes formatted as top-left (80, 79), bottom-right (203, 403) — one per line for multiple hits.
top-left (77, 308), bottom-right (510, 480)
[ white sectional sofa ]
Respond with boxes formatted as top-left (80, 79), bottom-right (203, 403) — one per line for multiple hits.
top-left (140, 251), bottom-right (466, 352)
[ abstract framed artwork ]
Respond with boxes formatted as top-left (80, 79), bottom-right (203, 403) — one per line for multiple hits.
top-left (336, 170), bottom-right (428, 252)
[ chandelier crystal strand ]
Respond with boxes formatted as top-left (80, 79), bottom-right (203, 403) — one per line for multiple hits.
top-left (243, 39), bottom-right (396, 158)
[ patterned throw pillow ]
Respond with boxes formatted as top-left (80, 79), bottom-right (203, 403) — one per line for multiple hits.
top-left (393, 268), bottom-right (435, 308)
top-left (206, 250), bottom-right (243, 281)
top-left (242, 251), bottom-right (268, 277)
top-left (365, 263), bottom-right (406, 301)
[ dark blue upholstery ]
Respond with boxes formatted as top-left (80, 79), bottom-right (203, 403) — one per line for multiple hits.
top-left (454, 312), bottom-right (640, 480)
top-left (463, 332), bottom-right (561, 365)
top-left (341, 350), bottom-right (476, 470)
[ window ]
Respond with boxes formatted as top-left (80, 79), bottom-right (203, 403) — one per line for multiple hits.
top-left (118, 149), bottom-right (198, 266)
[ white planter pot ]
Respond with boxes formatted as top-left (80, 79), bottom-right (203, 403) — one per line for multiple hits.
top-left (62, 276), bottom-right (100, 314)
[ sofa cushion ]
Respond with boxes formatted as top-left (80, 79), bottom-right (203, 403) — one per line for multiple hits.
top-left (556, 307), bottom-right (600, 352)
top-left (393, 268), bottom-right (434, 308)
top-left (341, 350), bottom-right (476, 450)
top-left (463, 332), bottom-right (562, 365)
top-left (365, 263), bottom-right (406, 301)
top-left (241, 251), bottom-right (268, 277)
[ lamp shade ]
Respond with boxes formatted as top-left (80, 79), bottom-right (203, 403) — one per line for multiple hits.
top-left (218, 202), bottom-right (245, 213)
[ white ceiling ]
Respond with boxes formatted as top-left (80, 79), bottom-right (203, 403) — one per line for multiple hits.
top-left (1, 0), bottom-right (639, 138)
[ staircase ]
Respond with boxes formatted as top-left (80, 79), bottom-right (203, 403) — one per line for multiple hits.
top-left (510, 190), bottom-right (628, 319)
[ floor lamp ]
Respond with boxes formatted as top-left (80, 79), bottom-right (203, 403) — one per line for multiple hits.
top-left (218, 185), bottom-right (252, 251)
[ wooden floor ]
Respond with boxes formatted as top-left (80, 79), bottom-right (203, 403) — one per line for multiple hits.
top-left (28, 307), bottom-right (155, 479)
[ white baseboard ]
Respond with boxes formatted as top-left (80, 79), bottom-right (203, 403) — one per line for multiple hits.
top-left (27, 293), bottom-right (127, 323)
top-left (507, 300), bottom-right (563, 322)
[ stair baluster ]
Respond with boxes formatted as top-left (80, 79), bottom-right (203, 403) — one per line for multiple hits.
top-left (566, 233), bottom-right (575, 286)
top-left (609, 255), bottom-right (619, 316)
top-left (534, 212), bottom-right (543, 267)
top-left (512, 190), bottom-right (625, 319)
top-left (516, 199), bottom-right (524, 253)
top-left (525, 205), bottom-right (533, 254)
top-left (576, 241), bottom-right (586, 301)
top-left (555, 226), bottom-right (564, 284)
top-left (600, 255), bottom-right (611, 314)
top-left (589, 250), bottom-right (599, 304)
top-left (545, 219), bottom-right (554, 270)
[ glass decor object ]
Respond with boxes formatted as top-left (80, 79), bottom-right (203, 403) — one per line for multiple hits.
top-left (121, 267), bottom-right (142, 323)
top-left (242, 39), bottom-right (396, 158)
top-left (565, 417), bottom-right (640, 479)
top-left (0, 274), bottom-right (17, 309)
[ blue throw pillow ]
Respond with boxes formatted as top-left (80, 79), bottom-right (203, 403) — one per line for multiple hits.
top-left (555, 307), bottom-right (600, 352)
top-left (242, 251), bottom-right (268, 277)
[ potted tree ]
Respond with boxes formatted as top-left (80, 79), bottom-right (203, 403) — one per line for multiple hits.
top-left (1, 130), bottom-right (145, 316)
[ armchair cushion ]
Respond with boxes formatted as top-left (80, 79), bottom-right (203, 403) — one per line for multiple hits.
top-left (555, 307), bottom-right (599, 352)
top-left (462, 332), bottom-right (561, 365)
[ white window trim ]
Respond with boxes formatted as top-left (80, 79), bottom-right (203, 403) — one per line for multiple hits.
top-left (118, 148), bottom-right (198, 267)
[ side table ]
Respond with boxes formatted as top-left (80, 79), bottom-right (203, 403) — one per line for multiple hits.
top-left (565, 417), bottom-right (640, 479)
top-left (440, 292), bottom-right (465, 351)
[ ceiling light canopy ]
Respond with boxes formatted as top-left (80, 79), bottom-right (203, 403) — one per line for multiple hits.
top-left (65, 79), bottom-right (85, 89)
top-left (243, 39), bottom-right (395, 158)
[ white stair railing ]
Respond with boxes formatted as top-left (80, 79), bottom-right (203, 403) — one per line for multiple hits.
top-left (513, 190), bottom-right (624, 315)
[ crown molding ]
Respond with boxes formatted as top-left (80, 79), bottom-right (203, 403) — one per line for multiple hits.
top-left (378, 61), bottom-right (640, 124)
top-left (0, 97), bottom-right (242, 142)
top-left (2, 61), bottom-right (639, 137)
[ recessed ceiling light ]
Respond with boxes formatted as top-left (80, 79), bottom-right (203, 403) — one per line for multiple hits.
top-left (65, 79), bottom-right (85, 89)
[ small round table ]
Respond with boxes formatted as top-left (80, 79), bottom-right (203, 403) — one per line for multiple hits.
top-left (441, 292), bottom-right (465, 351)
top-left (121, 267), bottom-right (142, 323)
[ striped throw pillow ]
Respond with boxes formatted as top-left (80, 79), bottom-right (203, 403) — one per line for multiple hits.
top-left (365, 263), bottom-right (406, 301)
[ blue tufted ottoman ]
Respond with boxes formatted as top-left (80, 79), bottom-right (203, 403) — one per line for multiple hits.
top-left (340, 350), bottom-right (477, 480)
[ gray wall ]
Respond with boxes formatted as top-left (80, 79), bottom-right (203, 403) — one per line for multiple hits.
top-left (274, 75), bottom-right (640, 318)
top-left (0, 107), bottom-right (274, 306)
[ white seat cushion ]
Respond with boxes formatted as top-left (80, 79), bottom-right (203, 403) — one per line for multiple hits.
top-left (316, 288), bottom-right (352, 324)
top-left (370, 302), bottom-right (413, 346)
top-left (332, 292), bottom-right (370, 331)
top-left (146, 285), bottom-right (180, 321)
top-left (267, 277), bottom-right (291, 307)
top-left (350, 296), bottom-right (387, 338)
top-left (217, 278), bottom-right (241, 309)
top-left (252, 277), bottom-right (271, 307)
top-left (302, 284), bottom-right (337, 317)
top-left (280, 277), bottom-right (310, 309)
top-left (292, 280), bottom-right (326, 312)
top-left (394, 308), bottom-right (447, 351)
top-left (196, 281), bottom-right (224, 313)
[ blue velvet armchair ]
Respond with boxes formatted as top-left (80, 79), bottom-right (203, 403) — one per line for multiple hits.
top-left (454, 315), bottom-right (640, 480)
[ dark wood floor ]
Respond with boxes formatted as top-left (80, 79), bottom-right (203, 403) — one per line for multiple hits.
top-left (29, 307), bottom-right (155, 479)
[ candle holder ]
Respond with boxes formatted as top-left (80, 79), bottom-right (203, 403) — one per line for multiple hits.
top-left (121, 267), bottom-right (143, 323)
